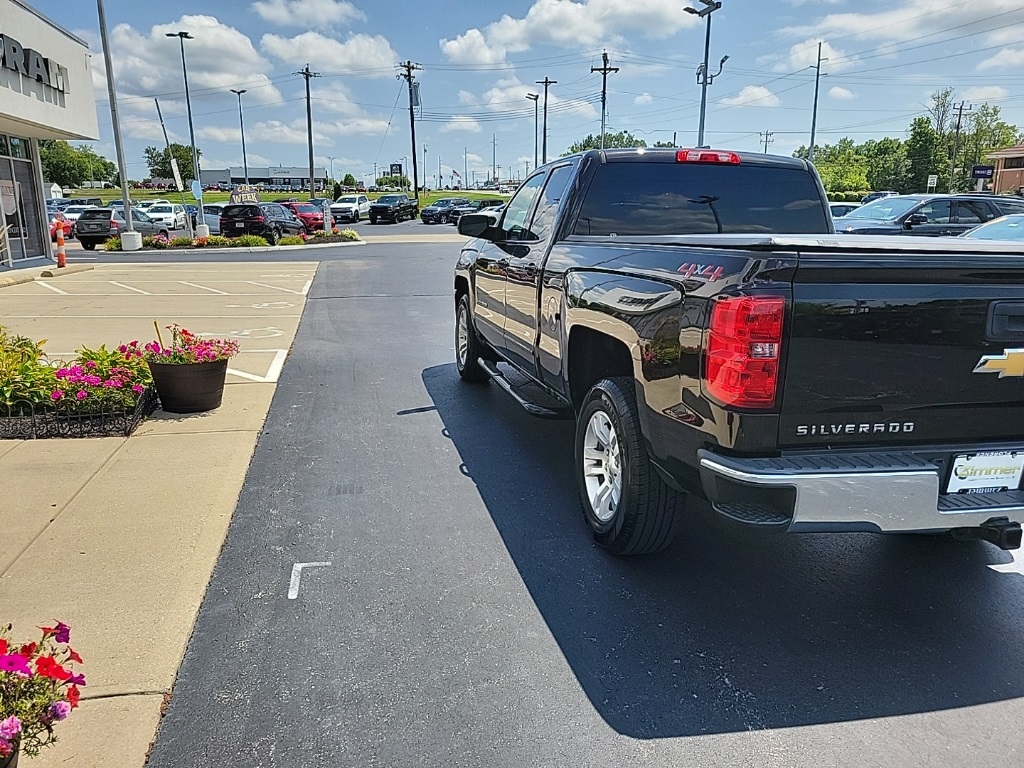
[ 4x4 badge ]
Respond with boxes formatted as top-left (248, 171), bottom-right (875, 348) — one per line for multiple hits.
top-left (974, 349), bottom-right (1024, 378)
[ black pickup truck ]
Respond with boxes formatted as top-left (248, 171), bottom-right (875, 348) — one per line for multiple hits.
top-left (454, 148), bottom-right (1024, 555)
top-left (368, 194), bottom-right (418, 224)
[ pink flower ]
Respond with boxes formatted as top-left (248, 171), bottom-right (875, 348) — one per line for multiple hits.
top-left (118, 345), bottom-right (127, 353)
top-left (0, 654), bottom-right (31, 677)
top-left (84, 375), bottom-right (102, 386)
top-left (0, 739), bottom-right (11, 758)
top-left (48, 701), bottom-right (71, 721)
top-left (85, 361), bottom-right (96, 369)
top-left (0, 717), bottom-right (21, 740)
top-left (51, 390), bottom-right (64, 401)
top-left (55, 368), bottom-right (68, 380)
top-left (132, 385), bottom-right (144, 394)
top-left (75, 391), bottom-right (88, 401)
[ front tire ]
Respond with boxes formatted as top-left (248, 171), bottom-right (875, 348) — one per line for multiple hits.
top-left (266, 228), bottom-right (280, 245)
top-left (81, 241), bottom-right (97, 251)
top-left (369, 216), bottom-right (377, 225)
top-left (455, 295), bottom-right (490, 383)
top-left (575, 377), bottom-right (684, 555)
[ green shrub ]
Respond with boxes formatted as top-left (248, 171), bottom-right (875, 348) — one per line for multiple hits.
top-left (339, 229), bottom-right (359, 241)
top-left (103, 237), bottom-right (122, 251)
top-left (229, 234), bottom-right (270, 248)
top-left (279, 235), bottom-right (305, 245)
top-left (205, 235), bottom-right (232, 247)
top-left (169, 236), bottom-right (193, 248)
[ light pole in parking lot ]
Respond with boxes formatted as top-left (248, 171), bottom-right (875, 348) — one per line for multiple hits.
top-left (166, 30), bottom-right (205, 234)
top-left (230, 89), bottom-right (249, 185)
top-left (684, 0), bottom-right (726, 148)
top-left (526, 93), bottom-right (539, 169)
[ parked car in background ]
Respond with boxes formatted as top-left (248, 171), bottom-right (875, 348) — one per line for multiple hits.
top-left (74, 208), bottom-right (175, 250)
top-left (861, 190), bottom-right (898, 204)
top-left (281, 201), bottom-right (334, 233)
top-left (60, 205), bottom-right (95, 237)
top-left (63, 197), bottom-right (103, 208)
top-left (369, 194), bottom-right (418, 224)
top-left (448, 198), bottom-right (505, 223)
top-left (219, 203), bottom-right (305, 244)
top-left (828, 201), bottom-right (860, 218)
top-left (330, 194), bottom-right (371, 222)
top-left (420, 197), bottom-right (470, 224)
top-left (202, 203), bottom-right (226, 234)
top-left (135, 199), bottom-right (169, 212)
top-left (145, 203), bottom-right (189, 229)
top-left (49, 211), bottom-right (72, 241)
top-left (960, 213), bottom-right (1024, 242)
top-left (836, 194), bottom-right (1024, 236)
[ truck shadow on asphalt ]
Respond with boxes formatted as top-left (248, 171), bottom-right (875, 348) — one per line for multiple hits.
top-left (423, 363), bottom-right (1024, 739)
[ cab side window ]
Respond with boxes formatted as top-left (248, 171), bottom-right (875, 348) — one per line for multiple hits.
top-left (499, 173), bottom-right (546, 241)
top-left (528, 165), bottom-right (574, 242)
top-left (916, 200), bottom-right (951, 224)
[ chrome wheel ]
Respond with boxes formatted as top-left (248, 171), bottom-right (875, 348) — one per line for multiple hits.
top-left (582, 411), bottom-right (622, 523)
top-left (456, 304), bottom-right (469, 368)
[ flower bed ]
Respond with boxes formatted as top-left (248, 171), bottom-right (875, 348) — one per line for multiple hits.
top-left (103, 228), bottom-right (360, 251)
top-left (0, 328), bottom-right (156, 439)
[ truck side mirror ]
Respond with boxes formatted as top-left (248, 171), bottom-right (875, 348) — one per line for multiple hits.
top-left (905, 213), bottom-right (927, 227)
top-left (459, 212), bottom-right (499, 240)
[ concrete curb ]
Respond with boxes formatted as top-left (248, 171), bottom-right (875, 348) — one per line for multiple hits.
top-left (40, 264), bottom-right (96, 278)
top-left (0, 271), bottom-right (37, 288)
top-left (116, 240), bottom-right (367, 257)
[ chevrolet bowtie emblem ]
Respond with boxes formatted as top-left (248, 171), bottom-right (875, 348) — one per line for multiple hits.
top-left (974, 348), bottom-right (1024, 378)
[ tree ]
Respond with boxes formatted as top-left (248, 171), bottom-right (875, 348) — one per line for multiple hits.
top-left (563, 130), bottom-right (646, 155)
top-left (143, 144), bottom-right (201, 183)
top-left (652, 140), bottom-right (676, 148)
top-left (862, 137), bottom-right (908, 193)
top-left (954, 103), bottom-right (1023, 191)
top-left (904, 116), bottom-right (946, 193)
top-left (375, 174), bottom-right (409, 188)
top-left (793, 138), bottom-right (868, 193)
top-left (39, 141), bottom-right (115, 188)
top-left (342, 173), bottom-right (357, 187)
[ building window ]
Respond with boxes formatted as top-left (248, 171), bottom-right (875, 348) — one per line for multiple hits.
top-left (1005, 157), bottom-right (1024, 170)
top-left (0, 135), bottom-right (8, 157)
top-left (8, 138), bottom-right (28, 160)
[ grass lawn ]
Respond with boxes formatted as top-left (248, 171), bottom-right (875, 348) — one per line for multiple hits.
top-left (67, 188), bottom-right (510, 208)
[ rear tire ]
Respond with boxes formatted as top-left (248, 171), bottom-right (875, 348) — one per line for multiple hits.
top-left (159, 230), bottom-right (169, 239)
top-left (455, 295), bottom-right (491, 383)
top-left (81, 241), bottom-right (96, 251)
top-left (575, 377), bottom-right (684, 555)
top-left (369, 216), bottom-right (377, 225)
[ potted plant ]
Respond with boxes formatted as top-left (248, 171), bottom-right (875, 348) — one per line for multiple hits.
top-left (143, 324), bottom-right (240, 414)
top-left (0, 622), bottom-right (85, 766)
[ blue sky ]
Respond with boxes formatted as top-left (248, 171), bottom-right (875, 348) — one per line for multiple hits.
top-left (27, 0), bottom-right (1024, 185)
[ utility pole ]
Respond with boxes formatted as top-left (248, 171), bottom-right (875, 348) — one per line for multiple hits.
top-left (591, 51), bottom-right (619, 150)
top-left (759, 130), bottom-right (774, 154)
top-left (373, 162), bottom-right (377, 186)
top-left (295, 63), bottom-right (320, 200)
top-left (464, 147), bottom-right (468, 188)
top-left (438, 154), bottom-right (442, 188)
top-left (536, 77), bottom-right (557, 164)
top-left (949, 100), bottom-right (973, 193)
top-left (808, 42), bottom-right (828, 164)
top-left (230, 88), bottom-right (249, 185)
top-left (398, 60), bottom-right (422, 200)
top-left (492, 133), bottom-right (497, 184)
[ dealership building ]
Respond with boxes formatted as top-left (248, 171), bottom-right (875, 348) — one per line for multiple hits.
top-left (200, 166), bottom-right (328, 190)
top-left (0, 0), bottom-right (98, 265)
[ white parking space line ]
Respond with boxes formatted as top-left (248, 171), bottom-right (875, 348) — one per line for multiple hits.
top-left (109, 281), bottom-right (152, 295)
top-left (3, 315), bottom-right (303, 319)
top-left (246, 281), bottom-right (302, 295)
top-left (180, 281), bottom-right (230, 295)
top-left (227, 350), bottom-right (289, 383)
top-left (301, 280), bottom-right (312, 296)
top-left (35, 281), bottom-right (69, 295)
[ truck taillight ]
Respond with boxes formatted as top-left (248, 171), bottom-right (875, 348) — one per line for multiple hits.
top-left (704, 296), bottom-right (785, 409)
top-left (676, 149), bottom-right (741, 164)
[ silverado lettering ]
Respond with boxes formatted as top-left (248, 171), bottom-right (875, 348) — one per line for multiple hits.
top-left (453, 148), bottom-right (1024, 555)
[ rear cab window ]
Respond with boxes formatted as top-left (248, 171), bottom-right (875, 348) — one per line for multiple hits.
top-left (222, 205), bottom-right (261, 217)
top-left (572, 161), bottom-right (830, 236)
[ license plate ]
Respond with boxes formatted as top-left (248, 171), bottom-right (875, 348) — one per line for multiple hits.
top-left (946, 451), bottom-right (1024, 494)
top-left (235, 222), bottom-right (245, 228)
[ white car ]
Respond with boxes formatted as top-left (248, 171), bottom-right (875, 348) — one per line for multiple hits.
top-left (202, 203), bottom-right (225, 234)
top-left (146, 203), bottom-right (188, 229)
top-left (330, 194), bottom-right (371, 223)
top-left (135, 199), bottom-right (170, 212)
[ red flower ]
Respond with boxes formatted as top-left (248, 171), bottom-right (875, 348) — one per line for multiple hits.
top-left (36, 655), bottom-right (70, 681)
top-left (0, 639), bottom-right (7, 655)
top-left (18, 642), bottom-right (36, 659)
top-left (67, 648), bottom-right (83, 664)
top-left (66, 685), bottom-right (80, 709)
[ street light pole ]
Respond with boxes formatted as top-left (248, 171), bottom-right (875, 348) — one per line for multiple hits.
top-left (230, 88), bottom-right (248, 185)
top-left (685, 1), bottom-right (726, 148)
top-left (326, 156), bottom-right (335, 182)
top-left (96, 0), bottom-right (139, 252)
top-left (526, 93), bottom-right (539, 168)
top-left (166, 30), bottom-right (206, 235)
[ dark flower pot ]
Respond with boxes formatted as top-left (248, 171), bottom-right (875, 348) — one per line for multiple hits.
top-left (147, 359), bottom-right (229, 414)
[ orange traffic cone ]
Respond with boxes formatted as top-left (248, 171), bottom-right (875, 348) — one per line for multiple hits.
top-left (56, 222), bottom-right (66, 268)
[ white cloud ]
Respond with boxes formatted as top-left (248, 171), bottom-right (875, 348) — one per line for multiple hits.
top-left (261, 32), bottom-right (397, 76)
top-left (319, 117), bottom-right (390, 136)
top-left (767, 39), bottom-right (852, 72)
top-left (719, 86), bottom-right (781, 108)
top-left (309, 82), bottom-right (363, 116)
top-left (828, 86), bottom-right (856, 100)
top-left (249, 119), bottom-right (331, 145)
top-left (440, 0), bottom-right (699, 64)
top-left (120, 117), bottom-right (180, 141)
top-left (457, 90), bottom-right (479, 106)
top-left (100, 15), bottom-right (282, 108)
top-left (251, 0), bottom-right (365, 27)
top-left (634, 92), bottom-right (653, 105)
top-left (478, 76), bottom-right (598, 119)
top-left (963, 85), bottom-right (1009, 100)
top-left (441, 116), bottom-right (483, 133)
top-left (978, 48), bottom-right (1024, 71)
top-left (197, 126), bottom-right (242, 143)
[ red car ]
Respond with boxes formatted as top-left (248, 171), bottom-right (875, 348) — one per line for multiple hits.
top-left (49, 212), bottom-right (73, 241)
top-left (281, 202), bottom-right (335, 233)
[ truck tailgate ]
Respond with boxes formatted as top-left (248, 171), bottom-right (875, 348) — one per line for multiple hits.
top-left (780, 243), bottom-right (1024, 451)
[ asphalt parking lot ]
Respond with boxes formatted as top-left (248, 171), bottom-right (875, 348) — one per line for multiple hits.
top-left (142, 243), bottom-right (1024, 768)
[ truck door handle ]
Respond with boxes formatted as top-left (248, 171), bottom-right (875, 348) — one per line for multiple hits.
top-left (988, 301), bottom-right (1024, 341)
top-left (524, 262), bottom-right (539, 277)
top-left (497, 258), bottom-right (510, 267)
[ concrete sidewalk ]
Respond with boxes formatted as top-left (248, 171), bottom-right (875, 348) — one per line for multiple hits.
top-left (0, 262), bottom-right (315, 767)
